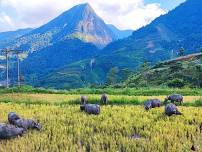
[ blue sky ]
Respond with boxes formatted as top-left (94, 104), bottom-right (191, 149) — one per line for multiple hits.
top-left (0, 0), bottom-right (186, 32)
top-left (145, 0), bottom-right (185, 10)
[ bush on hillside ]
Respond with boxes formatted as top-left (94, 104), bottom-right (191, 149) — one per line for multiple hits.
top-left (167, 78), bottom-right (186, 88)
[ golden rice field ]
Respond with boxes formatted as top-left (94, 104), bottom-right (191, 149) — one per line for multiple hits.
top-left (0, 93), bottom-right (202, 152)
top-left (0, 93), bottom-right (201, 105)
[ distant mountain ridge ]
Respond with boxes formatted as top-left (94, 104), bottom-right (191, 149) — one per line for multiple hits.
top-left (36, 0), bottom-right (202, 89)
top-left (104, 0), bottom-right (202, 63)
top-left (1, 1), bottom-right (201, 89)
top-left (107, 24), bottom-right (133, 39)
top-left (0, 28), bottom-right (33, 49)
top-left (6, 3), bottom-right (119, 51)
top-left (0, 3), bottom-right (132, 87)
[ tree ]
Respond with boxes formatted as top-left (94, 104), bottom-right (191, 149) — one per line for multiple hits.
top-left (106, 67), bottom-right (119, 85)
top-left (138, 61), bottom-right (151, 86)
top-left (195, 65), bottom-right (202, 88)
top-left (178, 47), bottom-right (185, 56)
top-left (167, 78), bottom-right (185, 88)
top-left (139, 61), bottom-right (150, 72)
top-left (170, 62), bottom-right (183, 73)
top-left (121, 68), bottom-right (132, 82)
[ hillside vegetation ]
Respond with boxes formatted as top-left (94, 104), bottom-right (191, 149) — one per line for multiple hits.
top-left (125, 53), bottom-right (202, 88)
top-left (2, 85), bottom-right (202, 96)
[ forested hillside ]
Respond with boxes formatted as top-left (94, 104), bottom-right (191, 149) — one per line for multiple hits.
top-left (125, 53), bottom-right (202, 88)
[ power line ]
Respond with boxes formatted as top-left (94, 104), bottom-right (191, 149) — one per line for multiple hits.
top-left (0, 49), bottom-right (24, 88)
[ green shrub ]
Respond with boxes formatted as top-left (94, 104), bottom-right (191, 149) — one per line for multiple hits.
top-left (167, 78), bottom-right (186, 88)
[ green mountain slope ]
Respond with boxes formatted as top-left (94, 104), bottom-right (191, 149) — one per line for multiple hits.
top-left (36, 50), bottom-right (144, 89)
top-left (22, 39), bottom-right (99, 84)
top-left (125, 53), bottom-right (202, 88)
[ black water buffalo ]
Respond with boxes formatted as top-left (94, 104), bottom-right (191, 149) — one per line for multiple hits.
top-left (80, 104), bottom-right (86, 111)
top-left (7, 112), bottom-right (21, 124)
top-left (0, 123), bottom-right (24, 139)
top-left (165, 103), bottom-right (182, 116)
top-left (8, 112), bottom-right (42, 130)
top-left (165, 94), bottom-right (183, 105)
top-left (85, 104), bottom-right (100, 115)
top-left (101, 94), bottom-right (108, 104)
top-left (80, 96), bottom-right (88, 104)
top-left (144, 99), bottom-right (161, 110)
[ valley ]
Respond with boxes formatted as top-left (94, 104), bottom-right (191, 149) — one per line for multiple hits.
top-left (0, 1), bottom-right (202, 151)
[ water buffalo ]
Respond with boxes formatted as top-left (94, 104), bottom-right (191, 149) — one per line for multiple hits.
top-left (8, 112), bottom-right (42, 130)
top-left (101, 94), bottom-right (108, 104)
top-left (144, 99), bottom-right (161, 110)
top-left (8, 112), bottom-right (21, 124)
top-left (85, 104), bottom-right (100, 115)
top-left (80, 104), bottom-right (86, 111)
top-left (164, 94), bottom-right (183, 105)
top-left (165, 103), bottom-right (182, 116)
top-left (0, 123), bottom-right (24, 139)
top-left (80, 96), bottom-right (88, 104)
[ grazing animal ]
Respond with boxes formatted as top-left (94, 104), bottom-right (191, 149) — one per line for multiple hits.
top-left (85, 104), bottom-right (100, 115)
top-left (144, 99), bottom-right (161, 110)
top-left (80, 104), bottom-right (86, 111)
top-left (8, 112), bottom-right (20, 125)
top-left (101, 94), bottom-right (108, 104)
top-left (8, 112), bottom-right (21, 124)
top-left (165, 103), bottom-right (182, 116)
top-left (8, 112), bottom-right (42, 130)
top-left (164, 94), bottom-right (183, 105)
top-left (0, 123), bottom-right (24, 139)
top-left (12, 119), bottom-right (42, 130)
top-left (80, 96), bottom-right (88, 105)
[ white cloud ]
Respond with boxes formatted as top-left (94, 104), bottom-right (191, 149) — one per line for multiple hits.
top-left (0, 12), bottom-right (15, 31)
top-left (0, 0), bottom-right (166, 32)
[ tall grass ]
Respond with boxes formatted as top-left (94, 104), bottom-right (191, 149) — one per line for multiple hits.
top-left (1, 85), bottom-right (202, 96)
top-left (0, 93), bottom-right (201, 107)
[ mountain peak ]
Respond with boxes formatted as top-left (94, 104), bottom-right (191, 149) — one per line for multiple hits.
top-left (49, 2), bottom-right (116, 48)
top-left (70, 3), bottom-right (95, 15)
top-left (79, 3), bottom-right (91, 8)
top-left (9, 2), bottom-right (116, 50)
top-left (73, 3), bottom-right (97, 20)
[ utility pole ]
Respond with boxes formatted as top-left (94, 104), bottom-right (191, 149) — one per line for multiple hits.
top-left (1, 49), bottom-right (11, 88)
top-left (1, 49), bottom-right (23, 88)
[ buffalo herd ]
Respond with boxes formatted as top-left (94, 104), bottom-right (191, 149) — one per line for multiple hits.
top-left (0, 94), bottom-right (183, 140)
top-left (144, 94), bottom-right (183, 116)
top-left (0, 112), bottom-right (41, 139)
top-left (80, 94), bottom-right (183, 116)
